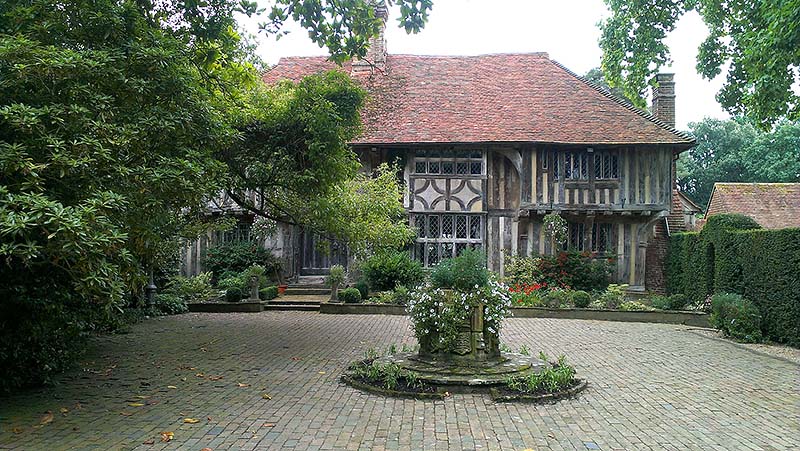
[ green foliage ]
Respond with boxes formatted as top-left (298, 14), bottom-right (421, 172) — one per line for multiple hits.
top-left (373, 285), bottom-right (411, 305)
top-left (354, 279), bottom-right (370, 300)
top-left (361, 250), bottom-right (425, 291)
top-left (339, 287), bottom-right (362, 304)
top-left (260, 286), bottom-right (279, 301)
top-left (163, 272), bottom-right (217, 303)
top-left (348, 359), bottom-right (425, 392)
top-left (599, 1), bottom-right (800, 126)
top-left (151, 293), bottom-right (189, 316)
top-left (619, 300), bottom-right (653, 311)
top-left (668, 219), bottom-right (799, 345)
top-left (225, 287), bottom-right (242, 303)
top-left (505, 354), bottom-right (577, 394)
top-left (543, 213), bottom-right (568, 246)
top-left (504, 252), bottom-right (614, 292)
top-left (217, 273), bottom-right (248, 292)
top-left (595, 284), bottom-right (628, 310)
top-left (204, 243), bottom-right (280, 280)
top-left (650, 294), bottom-right (689, 311)
top-left (430, 249), bottom-right (488, 291)
top-left (710, 293), bottom-right (763, 343)
top-left (571, 290), bottom-right (592, 308)
top-left (327, 265), bottom-right (346, 286)
top-left (678, 119), bottom-right (800, 207)
top-left (542, 290), bottom-right (572, 309)
top-left (0, 0), bottom-right (432, 392)
top-left (264, 0), bottom-right (432, 64)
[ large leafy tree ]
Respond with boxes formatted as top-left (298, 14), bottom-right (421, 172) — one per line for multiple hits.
top-left (599, 0), bottom-right (800, 127)
top-left (678, 118), bottom-right (800, 207)
top-left (0, 0), bottom-right (432, 389)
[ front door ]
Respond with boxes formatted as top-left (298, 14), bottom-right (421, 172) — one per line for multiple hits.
top-left (300, 230), bottom-right (348, 275)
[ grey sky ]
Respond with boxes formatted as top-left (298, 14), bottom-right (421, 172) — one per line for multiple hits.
top-left (242, 0), bottom-right (729, 130)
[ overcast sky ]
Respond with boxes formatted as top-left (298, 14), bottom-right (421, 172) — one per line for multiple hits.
top-left (242, 0), bottom-right (729, 130)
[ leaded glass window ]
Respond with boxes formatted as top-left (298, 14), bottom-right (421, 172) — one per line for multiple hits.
top-left (412, 213), bottom-right (484, 267)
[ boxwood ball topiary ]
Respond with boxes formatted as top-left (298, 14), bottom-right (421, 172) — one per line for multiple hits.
top-left (339, 287), bottom-right (362, 304)
top-left (225, 287), bottom-right (242, 303)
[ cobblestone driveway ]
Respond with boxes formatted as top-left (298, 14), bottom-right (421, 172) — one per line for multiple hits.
top-left (1, 312), bottom-right (798, 451)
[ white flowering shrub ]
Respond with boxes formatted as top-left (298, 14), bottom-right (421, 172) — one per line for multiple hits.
top-left (406, 277), bottom-right (512, 354)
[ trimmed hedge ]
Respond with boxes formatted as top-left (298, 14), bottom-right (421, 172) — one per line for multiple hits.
top-left (667, 213), bottom-right (800, 346)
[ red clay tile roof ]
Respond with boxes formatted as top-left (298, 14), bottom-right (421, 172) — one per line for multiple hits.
top-left (705, 183), bottom-right (800, 229)
top-left (262, 53), bottom-right (695, 147)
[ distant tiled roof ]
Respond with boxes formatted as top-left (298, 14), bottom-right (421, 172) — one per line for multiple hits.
top-left (706, 183), bottom-right (800, 229)
top-left (262, 53), bottom-right (696, 147)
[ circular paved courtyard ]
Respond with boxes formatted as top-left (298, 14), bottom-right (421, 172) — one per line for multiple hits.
top-left (0, 312), bottom-right (798, 451)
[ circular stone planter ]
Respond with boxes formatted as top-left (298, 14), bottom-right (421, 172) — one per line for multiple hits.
top-left (489, 379), bottom-right (588, 403)
top-left (340, 374), bottom-right (448, 400)
top-left (378, 352), bottom-right (545, 392)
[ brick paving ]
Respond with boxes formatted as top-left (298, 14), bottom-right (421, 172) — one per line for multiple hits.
top-left (0, 312), bottom-right (798, 451)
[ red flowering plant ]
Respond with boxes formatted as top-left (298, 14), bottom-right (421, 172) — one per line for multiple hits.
top-left (508, 281), bottom-right (547, 306)
top-left (504, 251), bottom-right (615, 295)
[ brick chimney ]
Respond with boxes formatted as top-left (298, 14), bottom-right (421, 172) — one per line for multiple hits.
top-left (651, 73), bottom-right (676, 127)
top-left (351, 1), bottom-right (388, 75)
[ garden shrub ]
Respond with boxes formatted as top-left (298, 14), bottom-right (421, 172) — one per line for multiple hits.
top-left (204, 242), bottom-right (280, 280)
top-left (361, 250), bottom-right (425, 291)
top-left (595, 284), bottom-right (628, 309)
top-left (430, 249), bottom-right (488, 291)
top-left (508, 282), bottom-right (546, 307)
top-left (650, 294), bottom-right (688, 311)
top-left (619, 300), bottom-right (652, 311)
top-left (710, 293), bottom-right (762, 343)
top-left (260, 286), bottom-right (279, 301)
top-left (225, 287), bottom-right (242, 302)
top-left (668, 215), bottom-right (799, 345)
top-left (354, 279), bottom-right (370, 300)
top-left (504, 252), bottom-right (613, 292)
top-left (163, 272), bottom-right (216, 302)
top-left (570, 290), bottom-right (592, 308)
top-left (151, 293), bottom-right (188, 315)
top-left (217, 273), bottom-right (247, 291)
top-left (542, 290), bottom-right (571, 309)
top-left (339, 287), bottom-right (363, 304)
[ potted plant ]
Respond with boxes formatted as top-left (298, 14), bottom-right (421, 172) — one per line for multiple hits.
top-left (327, 264), bottom-right (346, 302)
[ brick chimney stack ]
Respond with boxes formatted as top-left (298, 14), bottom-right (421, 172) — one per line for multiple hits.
top-left (351, 1), bottom-right (388, 75)
top-left (651, 73), bottom-right (676, 127)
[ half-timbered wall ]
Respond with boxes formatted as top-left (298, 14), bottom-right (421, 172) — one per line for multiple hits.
top-left (524, 146), bottom-right (673, 211)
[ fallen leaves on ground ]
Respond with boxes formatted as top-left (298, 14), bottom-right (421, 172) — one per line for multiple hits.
top-left (195, 373), bottom-right (205, 378)
top-left (134, 395), bottom-right (149, 399)
top-left (59, 408), bottom-right (69, 415)
top-left (291, 357), bottom-right (301, 361)
top-left (120, 411), bottom-right (133, 416)
top-left (39, 411), bottom-right (54, 425)
top-left (160, 431), bottom-right (174, 442)
top-left (207, 375), bottom-right (223, 381)
top-left (236, 383), bottom-right (250, 387)
top-left (183, 418), bottom-right (200, 424)
top-left (262, 423), bottom-right (275, 428)
top-left (127, 403), bottom-right (145, 407)
top-left (167, 385), bottom-right (177, 389)
top-left (261, 393), bottom-right (272, 400)
top-left (200, 447), bottom-right (213, 451)
top-left (143, 439), bottom-right (155, 445)
top-left (318, 371), bottom-right (326, 375)
top-left (12, 427), bottom-right (24, 434)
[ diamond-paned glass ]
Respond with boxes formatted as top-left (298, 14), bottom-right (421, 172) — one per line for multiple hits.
top-left (469, 216), bottom-right (481, 239)
top-left (455, 215), bottom-right (468, 238)
top-left (470, 162), bottom-right (482, 175)
top-left (441, 161), bottom-right (454, 174)
top-left (456, 162), bottom-right (469, 174)
top-left (415, 161), bottom-right (426, 173)
top-left (427, 215), bottom-right (439, 238)
top-left (428, 161), bottom-right (440, 174)
top-left (441, 215), bottom-right (453, 238)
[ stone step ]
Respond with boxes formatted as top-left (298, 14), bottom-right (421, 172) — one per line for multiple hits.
top-left (262, 304), bottom-right (320, 312)
top-left (285, 287), bottom-right (330, 296)
top-left (268, 298), bottom-right (324, 306)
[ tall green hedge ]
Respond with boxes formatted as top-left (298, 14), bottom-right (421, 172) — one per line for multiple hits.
top-left (667, 214), bottom-right (800, 346)
top-left (718, 229), bottom-right (800, 345)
